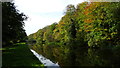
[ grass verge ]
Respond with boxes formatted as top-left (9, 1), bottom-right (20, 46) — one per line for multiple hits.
top-left (2, 42), bottom-right (44, 68)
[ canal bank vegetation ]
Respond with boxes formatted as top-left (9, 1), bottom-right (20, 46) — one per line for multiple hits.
top-left (2, 43), bottom-right (44, 67)
top-left (2, 2), bottom-right (44, 67)
top-left (28, 2), bottom-right (120, 67)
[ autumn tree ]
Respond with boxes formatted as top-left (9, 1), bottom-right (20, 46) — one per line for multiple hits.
top-left (28, 2), bottom-right (120, 67)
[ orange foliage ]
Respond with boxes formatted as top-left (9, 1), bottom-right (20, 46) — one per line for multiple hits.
top-left (84, 6), bottom-right (91, 15)
top-left (84, 19), bottom-right (93, 23)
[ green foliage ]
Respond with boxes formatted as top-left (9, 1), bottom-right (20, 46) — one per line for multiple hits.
top-left (28, 2), bottom-right (120, 67)
top-left (2, 2), bottom-right (28, 46)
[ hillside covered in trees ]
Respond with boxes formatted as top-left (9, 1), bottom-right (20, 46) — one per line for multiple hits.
top-left (28, 2), bottom-right (120, 67)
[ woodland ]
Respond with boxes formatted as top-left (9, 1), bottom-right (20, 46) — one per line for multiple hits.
top-left (28, 2), bottom-right (120, 67)
top-left (2, 1), bottom-right (120, 68)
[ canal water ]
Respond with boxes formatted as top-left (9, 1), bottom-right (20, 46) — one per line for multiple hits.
top-left (30, 49), bottom-right (60, 68)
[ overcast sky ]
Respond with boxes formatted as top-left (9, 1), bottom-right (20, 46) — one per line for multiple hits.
top-left (14, 0), bottom-right (86, 35)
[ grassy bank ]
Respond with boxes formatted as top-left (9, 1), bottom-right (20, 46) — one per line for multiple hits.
top-left (2, 43), bottom-right (44, 67)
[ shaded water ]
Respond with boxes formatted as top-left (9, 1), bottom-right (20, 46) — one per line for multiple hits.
top-left (29, 43), bottom-right (120, 68)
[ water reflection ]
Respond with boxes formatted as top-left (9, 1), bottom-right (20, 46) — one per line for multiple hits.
top-left (30, 44), bottom-right (120, 68)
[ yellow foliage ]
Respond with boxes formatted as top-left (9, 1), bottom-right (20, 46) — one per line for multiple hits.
top-left (60, 22), bottom-right (65, 25)
top-left (111, 32), bottom-right (117, 35)
top-left (84, 19), bottom-right (93, 23)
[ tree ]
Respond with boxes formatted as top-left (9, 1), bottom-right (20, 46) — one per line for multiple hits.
top-left (28, 2), bottom-right (120, 67)
top-left (2, 2), bottom-right (28, 46)
top-left (64, 4), bottom-right (75, 15)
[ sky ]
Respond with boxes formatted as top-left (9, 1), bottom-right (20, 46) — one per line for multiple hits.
top-left (14, 0), bottom-right (86, 35)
